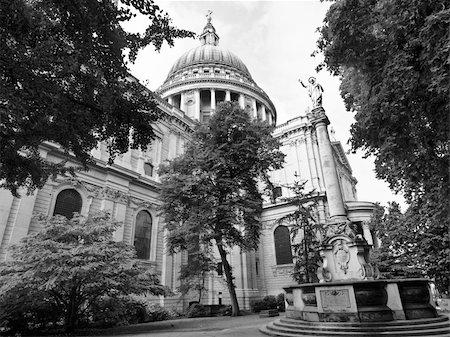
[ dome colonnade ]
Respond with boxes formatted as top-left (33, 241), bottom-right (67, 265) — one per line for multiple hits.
top-left (157, 15), bottom-right (276, 125)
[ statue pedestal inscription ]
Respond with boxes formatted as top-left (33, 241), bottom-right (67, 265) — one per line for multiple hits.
top-left (320, 289), bottom-right (351, 310)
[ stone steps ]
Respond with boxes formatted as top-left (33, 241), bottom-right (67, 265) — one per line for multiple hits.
top-left (259, 315), bottom-right (450, 337)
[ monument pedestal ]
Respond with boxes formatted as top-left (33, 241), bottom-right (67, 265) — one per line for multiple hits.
top-left (283, 279), bottom-right (437, 323)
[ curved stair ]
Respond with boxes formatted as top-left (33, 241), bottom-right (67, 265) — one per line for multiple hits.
top-left (259, 315), bottom-right (450, 337)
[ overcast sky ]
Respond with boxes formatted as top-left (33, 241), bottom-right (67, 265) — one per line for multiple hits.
top-left (124, 0), bottom-right (406, 209)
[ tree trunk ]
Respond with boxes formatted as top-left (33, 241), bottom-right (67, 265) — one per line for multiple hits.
top-left (65, 289), bottom-right (78, 332)
top-left (304, 225), bottom-right (310, 283)
top-left (216, 241), bottom-right (240, 316)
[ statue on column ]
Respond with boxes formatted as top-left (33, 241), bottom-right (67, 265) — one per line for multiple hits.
top-left (299, 76), bottom-right (324, 108)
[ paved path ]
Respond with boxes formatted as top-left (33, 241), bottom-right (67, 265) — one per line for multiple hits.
top-left (81, 314), bottom-right (280, 337)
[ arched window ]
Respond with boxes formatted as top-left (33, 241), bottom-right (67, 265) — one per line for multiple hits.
top-left (53, 189), bottom-right (82, 219)
top-left (274, 225), bottom-right (293, 265)
top-left (134, 210), bottom-right (152, 260)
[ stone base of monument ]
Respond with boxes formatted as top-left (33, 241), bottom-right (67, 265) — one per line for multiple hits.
top-left (259, 278), bottom-right (450, 336)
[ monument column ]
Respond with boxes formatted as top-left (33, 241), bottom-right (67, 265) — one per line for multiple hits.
top-left (309, 107), bottom-right (346, 222)
top-left (225, 90), bottom-right (231, 101)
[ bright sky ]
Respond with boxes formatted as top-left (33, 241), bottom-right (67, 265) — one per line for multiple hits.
top-left (126, 0), bottom-right (406, 209)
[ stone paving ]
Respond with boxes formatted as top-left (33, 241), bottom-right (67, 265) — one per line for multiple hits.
top-left (82, 313), bottom-right (280, 337)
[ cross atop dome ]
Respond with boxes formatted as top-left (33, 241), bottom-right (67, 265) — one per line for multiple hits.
top-left (200, 10), bottom-right (219, 46)
top-left (206, 10), bottom-right (213, 22)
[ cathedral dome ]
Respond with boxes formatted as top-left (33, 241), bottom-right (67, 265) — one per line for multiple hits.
top-left (158, 13), bottom-right (277, 126)
top-left (166, 44), bottom-right (252, 81)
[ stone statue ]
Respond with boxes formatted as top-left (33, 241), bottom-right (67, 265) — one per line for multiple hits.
top-left (299, 76), bottom-right (324, 108)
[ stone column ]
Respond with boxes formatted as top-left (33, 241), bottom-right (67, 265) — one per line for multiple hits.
top-left (194, 90), bottom-right (201, 121)
top-left (210, 88), bottom-right (216, 113)
top-left (267, 111), bottom-right (272, 125)
top-left (261, 105), bottom-right (266, 122)
top-left (167, 95), bottom-right (173, 105)
top-left (310, 107), bottom-right (346, 222)
top-left (252, 99), bottom-right (257, 119)
top-left (239, 94), bottom-right (245, 109)
top-left (225, 90), bottom-right (231, 102)
top-left (180, 91), bottom-right (186, 112)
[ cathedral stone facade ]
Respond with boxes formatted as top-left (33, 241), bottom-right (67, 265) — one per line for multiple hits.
top-left (0, 17), bottom-right (375, 310)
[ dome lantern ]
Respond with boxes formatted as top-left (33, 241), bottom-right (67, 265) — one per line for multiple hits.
top-left (200, 10), bottom-right (219, 46)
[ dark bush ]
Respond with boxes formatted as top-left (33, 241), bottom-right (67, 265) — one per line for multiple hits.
top-left (250, 295), bottom-right (278, 313)
top-left (186, 303), bottom-right (209, 318)
top-left (144, 302), bottom-right (176, 322)
top-left (89, 296), bottom-right (147, 327)
top-left (0, 286), bottom-right (63, 335)
top-left (276, 293), bottom-right (286, 312)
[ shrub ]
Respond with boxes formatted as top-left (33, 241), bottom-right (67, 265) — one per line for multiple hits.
top-left (89, 296), bottom-right (147, 327)
top-left (144, 302), bottom-right (177, 322)
top-left (0, 286), bottom-right (63, 335)
top-left (276, 293), bottom-right (286, 312)
top-left (186, 303), bottom-right (209, 318)
top-left (250, 295), bottom-right (278, 313)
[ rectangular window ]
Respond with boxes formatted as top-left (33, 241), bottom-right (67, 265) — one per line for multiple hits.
top-left (144, 162), bottom-right (154, 176)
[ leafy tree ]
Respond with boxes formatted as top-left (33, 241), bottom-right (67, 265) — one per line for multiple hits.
top-left (159, 102), bottom-right (285, 316)
top-left (371, 202), bottom-right (449, 292)
top-left (0, 0), bottom-right (195, 196)
top-left (316, 0), bottom-right (449, 290)
top-left (370, 202), bottom-right (423, 279)
top-left (276, 181), bottom-right (323, 284)
top-left (0, 212), bottom-right (168, 333)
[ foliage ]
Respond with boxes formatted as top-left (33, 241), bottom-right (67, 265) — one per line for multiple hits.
top-left (185, 303), bottom-right (209, 318)
top-left (142, 301), bottom-right (180, 322)
top-left (0, 284), bottom-right (62, 335)
top-left (370, 202), bottom-right (449, 292)
top-left (316, 0), bottom-right (449, 293)
top-left (0, 0), bottom-right (195, 196)
top-left (250, 295), bottom-right (278, 313)
top-left (277, 181), bottom-right (324, 284)
top-left (0, 212), bottom-right (168, 333)
top-left (89, 296), bottom-right (148, 328)
top-left (178, 252), bottom-right (216, 303)
top-left (276, 293), bottom-right (286, 312)
top-left (159, 101), bottom-right (285, 316)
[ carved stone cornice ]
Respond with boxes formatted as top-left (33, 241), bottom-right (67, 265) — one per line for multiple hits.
top-left (271, 264), bottom-right (294, 277)
top-left (128, 196), bottom-right (159, 210)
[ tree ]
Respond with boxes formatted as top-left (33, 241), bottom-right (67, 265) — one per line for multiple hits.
top-left (276, 181), bottom-right (324, 284)
top-left (370, 202), bottom-right (449, 292)
top-left (0, 212), bottom-right (168, 333)
top-left (178, 252), bottom-right (215, 303)
top-left (0, 0), bottom-right (195, 196)
top-left (316, 0), bottom-right (449, 291)
top-left (159, 102), bottom-right (285, 316)
top-left (370, 202), bottom-right (423, 279)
